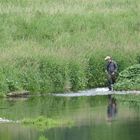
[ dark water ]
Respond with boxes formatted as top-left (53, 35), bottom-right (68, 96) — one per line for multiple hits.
top-left (0, 95), bottom-right (140, 140)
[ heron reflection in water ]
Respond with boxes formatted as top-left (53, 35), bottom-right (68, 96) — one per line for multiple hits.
top-left (107, 95), bottom-right (117, 121)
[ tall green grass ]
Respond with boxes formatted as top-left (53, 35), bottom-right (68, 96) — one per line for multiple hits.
top-left (0, 0), bottom-right (139, 95)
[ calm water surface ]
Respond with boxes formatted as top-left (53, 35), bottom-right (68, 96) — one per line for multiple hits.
top-left (0, 94), bottom-right (140, 140)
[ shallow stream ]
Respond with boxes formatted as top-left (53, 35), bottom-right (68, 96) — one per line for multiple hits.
top-left (0, 88), bottom-right (140, 140)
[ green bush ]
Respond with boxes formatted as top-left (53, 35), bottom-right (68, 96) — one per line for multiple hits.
top-left (114, 64), bottom-right (140, 90)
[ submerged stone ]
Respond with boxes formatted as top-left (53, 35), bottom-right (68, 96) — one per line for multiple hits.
top-left (6, 91), bottom-right (30, 97)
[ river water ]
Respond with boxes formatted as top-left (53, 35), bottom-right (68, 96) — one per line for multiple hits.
top-left (0, 90), bottom-right (140, 140)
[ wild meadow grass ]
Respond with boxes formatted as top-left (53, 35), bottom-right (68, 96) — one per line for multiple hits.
top-left (0, 0), bottom-right (139, 94)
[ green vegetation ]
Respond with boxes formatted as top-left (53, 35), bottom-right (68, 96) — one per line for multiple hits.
top-left (0, 0), bottom-right (140, 95)
top-left (114, 64), bottom-right (140, 90)
top-left (22, 116), bottom-right (74, 131)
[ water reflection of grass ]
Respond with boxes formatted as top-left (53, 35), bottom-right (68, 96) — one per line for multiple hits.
top-left (114, 94), bottom-right (140, 107)
top-left (38, 135), bottom-right (48, 140)
top-left (22, 116), bottom-right (74, 131)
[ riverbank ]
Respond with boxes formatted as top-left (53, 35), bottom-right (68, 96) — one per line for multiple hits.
top-left (0, 0), bottom-right (139, 95)
top-left (4, 87), bottom-right (140, 101)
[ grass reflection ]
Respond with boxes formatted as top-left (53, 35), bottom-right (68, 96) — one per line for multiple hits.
top-left (38, 135), bottom-right (48, 140)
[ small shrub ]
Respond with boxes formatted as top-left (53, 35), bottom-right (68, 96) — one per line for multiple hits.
top-left (114, 64), bottom-right (140, 90)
